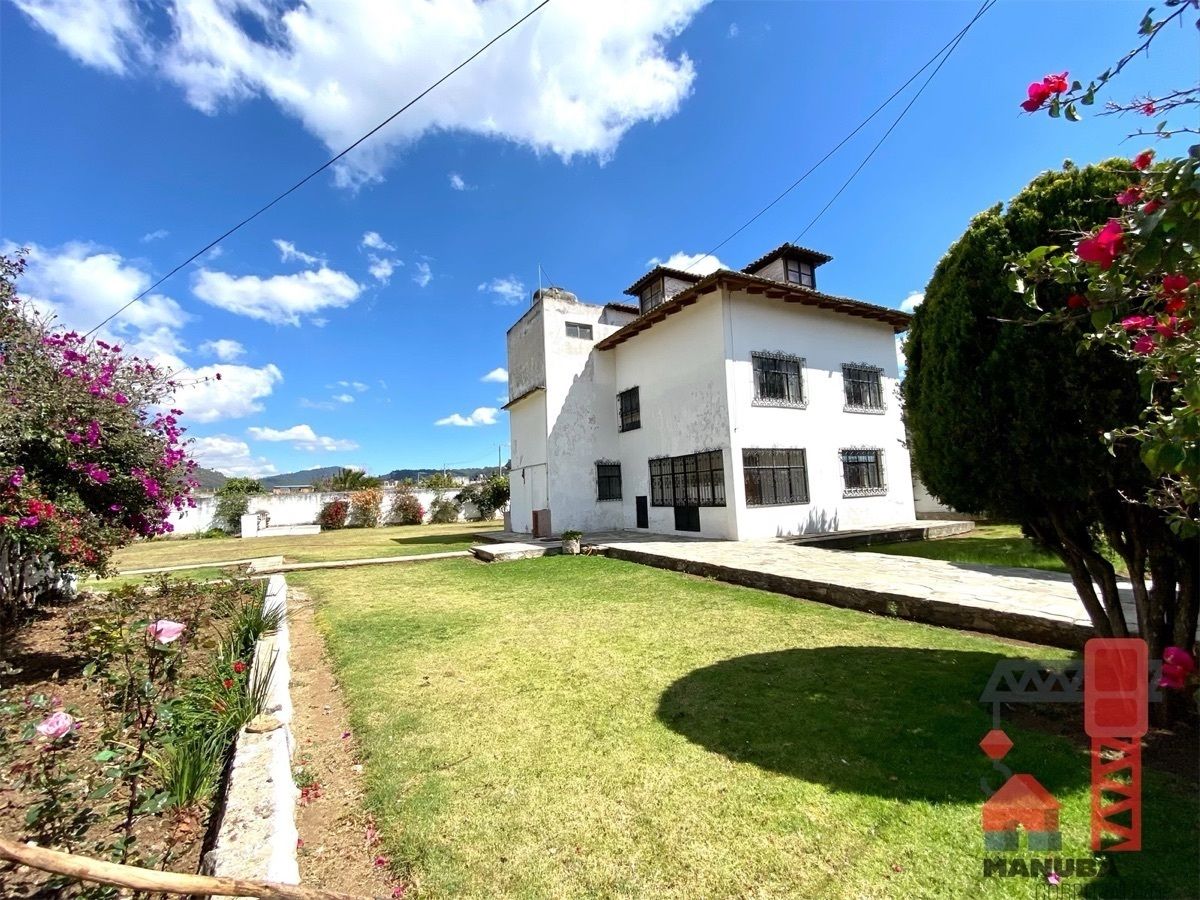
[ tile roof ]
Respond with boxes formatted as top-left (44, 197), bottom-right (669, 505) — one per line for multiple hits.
top-left (623, 265), bottom-right (703, 297)
top-left (741, 242), bottom-right (833, 274)
top-left (595, 269), bottom-right (911, 350)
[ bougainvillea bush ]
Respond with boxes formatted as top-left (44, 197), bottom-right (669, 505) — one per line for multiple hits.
top-left (348, 488), bottom-right (383, 528)
top-left (387, 487), bottom-right (425, 526)
top-left (318, 499), bottom-right (349, 530)
top-left (0, 255), bottom-right (196, 649)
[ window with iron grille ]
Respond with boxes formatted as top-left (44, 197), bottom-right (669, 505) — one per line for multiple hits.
top-left (596, 463), bottom-right (622, 501)
top-left (840, 448), bottom-right (886, 497)
top-left (743, 449), bottom-right (809, 506)
top-left (617, 387), bottom-right (640, 432)
top-left (842, 363), bottom-right (884, 411)
top-left (565, 321), bottom-right (593, 339)
top-left (785, 258), bottom-right (815, 288)
top-left (640, 279), bottom-right (665, 314)
top-left (752, 352), bottom-right (805, 408)
top-left (648, 450), bottom-right (725, 507)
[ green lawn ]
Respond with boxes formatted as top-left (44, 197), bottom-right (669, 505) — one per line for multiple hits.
top-left (86, 564), bottom-right (251, 591)
top-left (295, 557), bottom-right (1196, 899)
top-left (863, 524), bottom-right (1112, 575)
top-left (108, 522), bottom-right (495, 571)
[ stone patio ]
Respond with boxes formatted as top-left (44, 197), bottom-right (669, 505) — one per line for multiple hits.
top-left (477, 529), bottom-right (1135, 649)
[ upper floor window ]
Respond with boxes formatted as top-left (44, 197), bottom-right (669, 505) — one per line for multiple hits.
top-left (565, 321), bottom-right (593, 340)
top-left (640, 279), bottom-right (665, 314)
top-left (842, 363), bottom-right (884, 411)
top-left (618, 387), bottom-right (641, 432)
top-left (743, 448), bottom-right (809, 506)
top-left (752, 352), bottom-right (805, 408)
top-left (596, 462), bottom-right (622, 501)
top-left (841, 448), bottom-right (886, 497)
top-left (785, 258), bottom-right (815, 288)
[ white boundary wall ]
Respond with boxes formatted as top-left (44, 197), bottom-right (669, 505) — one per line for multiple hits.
top-left (168, 489), bottom-right (497, 535)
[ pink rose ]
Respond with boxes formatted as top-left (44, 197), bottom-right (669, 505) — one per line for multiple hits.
top-left (36, 711), bottom-right (75, 740)
top-left (147, 619), bottom-right (186, 644)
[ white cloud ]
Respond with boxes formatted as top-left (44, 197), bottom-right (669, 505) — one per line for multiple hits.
top-left (247, 424), bottom-right (358, 452)
top-left (367, 255), bottom-right (401, 284)
top-left (6, 240), bottom-right (190, 366)
top-left (310, 316), bottom-right (328, 327)
top-left (478, 275), bottom-right (526, 306)
top-left (198, 338), bottom-right (245, 362)
top-left (900, 291), bottom-right (924, 313)
top-left (481, 367), bottom-right (508, 383)
top-left (646, 251), bottom-right (725, 276)
top-left (19, 1), bottom-right (708, 187)
top-left (435, 407), bottom-right (500, 427)
top-left (173, 364), bottom-right (283, 423)
top-left (449, 172), bottom-right (468, 191)
top-left (336, 380), bottom-right (369, 393)
top-left (192, 266), bottom-right (362, 326)
top-left (189, 435), bottom-right (277, 478)
top-left (141, 229), bottom-right (169, 242)
top-left (13, 0), bottom-right (144, 74)
top-left (332, 393), bottom-right (355, 404)
top-left (728, 23), bottom-right (739, 38)
top-left (274, 238), bottom-right (324, 266)
top-left (361, 231), bottom-right (395, 252)
top-left (412, 261), bottom-right (432, 288)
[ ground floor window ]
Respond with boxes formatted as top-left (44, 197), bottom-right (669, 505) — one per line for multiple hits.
top-left (743, 448), bottom-right (809, 506)
top-left (649, 450), bottom-right (725, 507)
top-left (840, 448), bottom-right (886, 496)
top-left (596, 462), bottom-right (622, 501)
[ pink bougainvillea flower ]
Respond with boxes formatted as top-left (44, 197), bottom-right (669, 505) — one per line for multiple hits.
top-left (18, 516), bottom-right (39, 528)
top-left (373, 855), bottom-right (390, 869)
top-left (1121, 315), bottom-right (1154, 332)
top-left (1155, 317), bottom-right (1184, 339)
top-left (36, 711), bottom-right (75, 740)
top-left (1163, 646), bottom-right (1196, 675)
top-left (9, 466), bottom-right (24, 487)
top-left (391, 887), bottom-right (408, 899)
top-left (1115, 186), bottom-right (1143, 206)
top-left (1132, 149), bottom-right (1154, 171)
top-left (1047, 871), bottom-right (1061, 886)
top-left (1043, 71), bottom-right (1069, 94)
top-left (112, 392), bottom-right (129, 405)
top-left (1141, 102), bottom-right (1156, 116)
top-left (1131, 334), bottom-right (1156, 355)
top-left (1162, 274), bottom-right (1191, 297)
top-left (1075, 219), bottom-right (1124, 269)
top-left (1159, 664), bottom-right (1187, 690)
top-left (147, 619), bottom-right (186, 643)
top-left (1142, 198), bottom-right (1162, 216)
top-left (233, 660), bottom-right (248, 674)
top-left (1020, 72), bottom-right (1069, 111)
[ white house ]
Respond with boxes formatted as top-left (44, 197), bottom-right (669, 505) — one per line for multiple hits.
top-left (504, 243), bottom-right (915, 540)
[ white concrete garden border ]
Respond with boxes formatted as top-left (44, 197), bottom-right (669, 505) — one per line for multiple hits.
top-left (202, 573), bottom-right (300, 884)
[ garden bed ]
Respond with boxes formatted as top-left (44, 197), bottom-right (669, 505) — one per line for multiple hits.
top-left (0, 573), bottom-right (284, 896)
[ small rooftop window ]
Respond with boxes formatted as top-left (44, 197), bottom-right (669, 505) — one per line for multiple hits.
top-left (565, 321), bottom-right (593, 340)
top-left (785, 258), bottom-right (815, 289)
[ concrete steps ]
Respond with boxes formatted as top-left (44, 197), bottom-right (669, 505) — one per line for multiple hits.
top-left (470, 542), bottom-right (559, 562)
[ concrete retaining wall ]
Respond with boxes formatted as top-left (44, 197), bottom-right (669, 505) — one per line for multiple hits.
top-left (203, 574), bottom-right (300, 884)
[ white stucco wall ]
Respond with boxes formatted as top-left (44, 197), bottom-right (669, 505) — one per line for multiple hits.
top-left (724, 290), bottom-right (915, 537)
top-left (508, 390), bottom-right (547, 534)
top-left (611, 291), bottom-right (736, 538)
top-left (166, 489), bottom-right (492, 535)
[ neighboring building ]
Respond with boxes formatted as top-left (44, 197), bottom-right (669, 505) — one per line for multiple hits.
top-left (504, 243), bottom-right (915, 539)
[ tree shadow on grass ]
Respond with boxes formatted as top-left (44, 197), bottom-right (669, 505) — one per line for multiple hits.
top-left (656, 646), bottom-right (1091, 804)
top-left (388, 530), bottom-right (488, 548)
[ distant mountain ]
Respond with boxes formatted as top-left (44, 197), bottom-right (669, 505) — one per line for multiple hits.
top-left (258, 467), bottom-right (344, 489)
top-left (382, 467), bottom-right (502, 483)
top-left (192, 466), bottom-right (228, 490)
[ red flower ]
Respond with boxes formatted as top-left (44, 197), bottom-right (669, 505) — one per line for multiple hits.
top-left (373, 855), bottom-right (390, 869)
top-left (1142, 198), bottom-right (1163, 215)
top-left (1132, 334), bottom-right (1156, 355)
top-left (1066, 294), bottom-right (1088, 309)
top-left (1155, 317), bottom-right (1185, 339)
top-left (1075, 219), bottom-right (1124, 270)
top-left (1043, 71), bottom-right (1069, 94)
top-left (1132, 149), bottom-right (1154, 171)
top-left (1115, 186), bottom-right (1143, 206)
top-left (1121, 314), bottom-right (1154, 332)
top-left (233, 661), bottom-right (248, 674)
top-left (1141, 102), bottom-right (1156, 116)
top-left (1165, 297), bottom-right (1187, 315)
top-left (222, 678), bottom-right (234, 690)
top-left (1162, 274), bottom-right (1191, 296)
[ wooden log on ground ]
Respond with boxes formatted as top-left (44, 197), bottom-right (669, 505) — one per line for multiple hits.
top-left (0, 835), bottom-right (369, 900)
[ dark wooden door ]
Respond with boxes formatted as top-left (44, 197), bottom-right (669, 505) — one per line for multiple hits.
top-left (635, 496), bottom-right (648, 529)
top-left (673, 505), bottom-right (700, 532)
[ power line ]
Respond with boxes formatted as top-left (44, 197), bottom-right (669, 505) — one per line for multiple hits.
top-left (84, 0), bottom-right (552, 339)
top-left (689, 0), bottom-right (994, 273)
top-left (795, 0), bottom-right (995, 241)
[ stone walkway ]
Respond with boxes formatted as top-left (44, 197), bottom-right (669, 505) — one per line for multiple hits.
top-left (481, 530), bottom-right (1133, 649)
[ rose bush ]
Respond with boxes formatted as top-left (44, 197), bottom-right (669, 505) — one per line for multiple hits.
top-left (0, 254), bottom-right (197, 648)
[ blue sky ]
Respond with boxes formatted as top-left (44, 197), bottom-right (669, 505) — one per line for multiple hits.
top-left (1, 1), bottom-right (1192, 477)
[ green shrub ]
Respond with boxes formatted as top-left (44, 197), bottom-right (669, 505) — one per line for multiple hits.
top-left (429, 494), bottom-right (460, 524)
top-left (212, 478), bottom-right (263, 534)
top-left (389, 490), bottom-right (425, 525)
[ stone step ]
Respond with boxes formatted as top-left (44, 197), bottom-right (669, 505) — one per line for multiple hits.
top-left (470, 542), bottom-right (559, 562)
